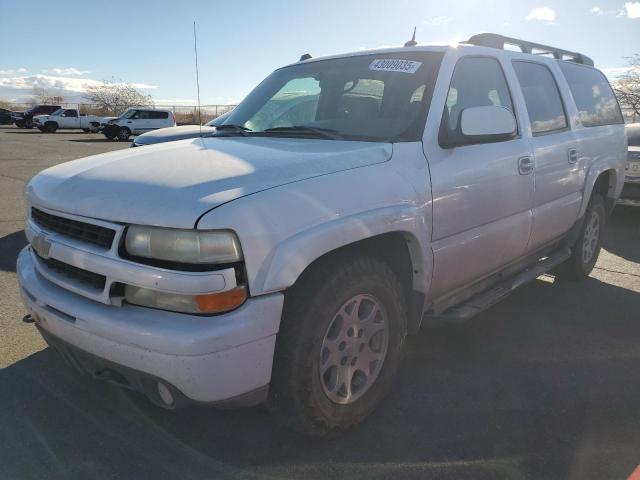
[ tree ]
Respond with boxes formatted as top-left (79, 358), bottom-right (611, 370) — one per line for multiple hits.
top-left (84, 79), bottom-right (154, 115)
top-left (30, 87), bottom-right (65, 105)
top-left (613, 54), bottom-right (640, 119)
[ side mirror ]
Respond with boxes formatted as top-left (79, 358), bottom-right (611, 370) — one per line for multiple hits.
top-left (440, 105), bottom-right (517, 148)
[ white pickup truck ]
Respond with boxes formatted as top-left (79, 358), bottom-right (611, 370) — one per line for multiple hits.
top-left (18, 34), bottom-right (627, 436)
top-left (33, 108), bottom-right (103, 133)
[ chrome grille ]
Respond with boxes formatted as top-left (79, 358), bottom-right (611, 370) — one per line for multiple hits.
top-left (31, 208), bottom-right (115, 249)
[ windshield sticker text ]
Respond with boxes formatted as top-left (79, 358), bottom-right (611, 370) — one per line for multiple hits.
top-left (369, 59), bottom-right (422, 74)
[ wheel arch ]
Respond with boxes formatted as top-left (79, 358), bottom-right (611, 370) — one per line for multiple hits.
top-left (280, 230), bottom-right (428, 335)
top-left (581, 165), bottom-right (618, 217)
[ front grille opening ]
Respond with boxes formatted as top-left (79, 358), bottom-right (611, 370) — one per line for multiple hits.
top-left (31, 208), bottom-right (116, 249)
top-left (35, 252), bottom-right (106, 290)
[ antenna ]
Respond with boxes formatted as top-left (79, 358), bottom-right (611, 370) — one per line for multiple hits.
top-left (193, 21), bottom-right (203, 139)
top-left (404, 27), bottom-right (417, 47)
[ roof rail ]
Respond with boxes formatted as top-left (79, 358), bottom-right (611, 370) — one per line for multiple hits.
top-left (464, 33), bottom-right (594, 66)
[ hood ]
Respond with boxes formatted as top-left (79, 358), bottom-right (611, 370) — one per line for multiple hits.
top-left (134, 125), bottom-right (216, 145)
top-left (27, 137), bottom-right (392, 228)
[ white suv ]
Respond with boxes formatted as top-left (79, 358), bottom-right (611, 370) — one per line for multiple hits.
top-left (103, 108), bottom-right (176, 141)
top-left (18, 34), bottom-right (626, 436)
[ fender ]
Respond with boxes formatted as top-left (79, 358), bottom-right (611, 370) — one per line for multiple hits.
top-left (197, 160), bottom-right (433, 299)
top-left (580, 159), bottom-right (619, 217)
top-left (260, 204), bottom-right (430, 295)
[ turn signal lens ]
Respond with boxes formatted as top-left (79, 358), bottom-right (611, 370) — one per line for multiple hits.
top-left (124, 285), bottom-right (247, 314)
top-left (194, 286), bottom-right (247, 313)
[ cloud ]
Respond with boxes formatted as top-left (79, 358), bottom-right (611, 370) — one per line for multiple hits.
top-left (423, 15), bottom-right (453, 26)
top-left (601, 66), bottom-right (640, 79)
top-left (41, 67), bottom-right (90, 76)
top-left (0, 74), bottom-right (157, 102)
top-left (625, 1), bottom-right (640, 17)
top-left (525, 7), bottom-right (556, 22)
top-left (0, 68), bottom-right (27, 75)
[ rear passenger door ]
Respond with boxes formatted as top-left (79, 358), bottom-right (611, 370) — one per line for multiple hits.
top-left (149, 110), bottom-right (170, 130)
top-left (424, 55), bottom-right (534, 298)
top-left (511, 60), bottom-right (582, 250)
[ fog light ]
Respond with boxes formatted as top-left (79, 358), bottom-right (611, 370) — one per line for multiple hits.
top-left (157, 382), bottom-right (174, 406)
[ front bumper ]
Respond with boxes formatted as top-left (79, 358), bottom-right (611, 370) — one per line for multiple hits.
top-left (17, 247), bottom-right (284, 406)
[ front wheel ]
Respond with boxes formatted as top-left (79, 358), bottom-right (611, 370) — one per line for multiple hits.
top-left (82, 128), bottom-right (90, 133)
top-left (268, 255), bottom-right (407, 436)
top-left (116, 127), bottom-right (130, 141)
top-left (558, 194), bottom-right (606, 280)
top-left (24, 119), bottom-right (33, 129)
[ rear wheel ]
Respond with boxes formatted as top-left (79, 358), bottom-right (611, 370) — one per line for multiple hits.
top-left (558, 194), bottom-right (606, 280)
top-left (268, 254), bottom-right (407, 436)
top-left (24, 119), bottom-right (33, 129)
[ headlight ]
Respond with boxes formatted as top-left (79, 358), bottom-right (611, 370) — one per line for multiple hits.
top-left (124, 226), bottom-right (242, 264)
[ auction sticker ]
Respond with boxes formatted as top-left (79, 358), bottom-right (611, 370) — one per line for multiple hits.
top-left (369, 59), bottom-right (422, 74)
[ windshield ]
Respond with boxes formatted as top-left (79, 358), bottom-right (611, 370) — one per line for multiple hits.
top-left (222, 52), bottom-right (442, 142)
top-left (50, 109), bottom-right (64, 116)
top-left (120, 109), bottom-right (136, 119)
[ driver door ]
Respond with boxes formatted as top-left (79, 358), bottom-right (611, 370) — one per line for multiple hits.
top-left (423, 55), bottom-right (534, 298)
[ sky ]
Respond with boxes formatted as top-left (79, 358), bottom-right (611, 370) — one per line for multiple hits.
top-left (0, 0), bottom-right (638, 106)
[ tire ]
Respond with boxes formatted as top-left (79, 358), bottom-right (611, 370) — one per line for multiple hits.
top-left (268, 254), bottom-right (407, 436)
top-left (38, 127), bottom-right (46, 132)
top-left (104, 132), bottom-right (116, 140)
top-left (558, 194), bottom-right (606, 280)
top-left (82, 128), bottom-right (90, 133)
top-left (24, 119), bottom-right (33, 129)
top-left (44, 122), bottom-right (57, 133)
top-left (116, 127), bottom-right (130, 141)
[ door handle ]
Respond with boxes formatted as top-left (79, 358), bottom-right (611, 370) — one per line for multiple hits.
top-left (127, 121), bottom-right (132, 123)
top-left (518, 156), bottom-right (534, 175)
top-left (568, 148), bottom-right (578, 164)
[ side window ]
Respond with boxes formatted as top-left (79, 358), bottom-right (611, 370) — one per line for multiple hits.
top-left (512, 61), bottom-right (568, 135)
top-left (149, 111), bottom-right (169, 119)
top-left (133, 110), bottom-right (151, 120)
top-left (559, 62), bottom-right (624, 127)
top-left (65, 110), bottom-right (78, 117)
top-left (443, 56), bottom-right (514, 132)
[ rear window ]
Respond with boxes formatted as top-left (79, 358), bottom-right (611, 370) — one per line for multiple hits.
top-left (559, 62), bottom-right (623, 127)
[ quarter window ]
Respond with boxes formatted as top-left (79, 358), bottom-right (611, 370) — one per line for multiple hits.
top-left (559, 62), bottom-right (623, 127)
top-left (512, 61), bottom-right (568, 135)
top-left (443, 56), bottom-right (514, 132)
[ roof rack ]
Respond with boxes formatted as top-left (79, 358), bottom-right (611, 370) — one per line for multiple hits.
top-left (464, 33), bottom-right (594, 66)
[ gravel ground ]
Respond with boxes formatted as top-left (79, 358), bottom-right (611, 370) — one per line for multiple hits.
top-left (0, 124), bottom-right (639, 480)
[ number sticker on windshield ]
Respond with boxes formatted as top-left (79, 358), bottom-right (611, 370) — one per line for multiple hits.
top-left (369, 59), bottom-right (422, 74)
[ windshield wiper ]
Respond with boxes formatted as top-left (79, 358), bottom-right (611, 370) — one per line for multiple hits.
top-left (214, 124), bottom-right (252, 136)
top-left (260, 126), bottom-right (344, 140)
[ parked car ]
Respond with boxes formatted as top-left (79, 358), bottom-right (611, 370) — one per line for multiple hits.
top-left (32, 108), bottom-right (104, 133)
top-left (618, 123), bottom-right (640, 206)
top-left (0, 108), bottom-right (13, 125)
top-left (17, 33), bottom-right (626, 436)
top-left (102, 108), bottom-right (176, 141)
top-left (130, 111), bottom-right (232, 147)
top-left (14, 105), bottom-right (61, 129)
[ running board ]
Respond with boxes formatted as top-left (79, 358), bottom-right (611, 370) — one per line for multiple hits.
top-left (425, 248), bottom-right (571, 324)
